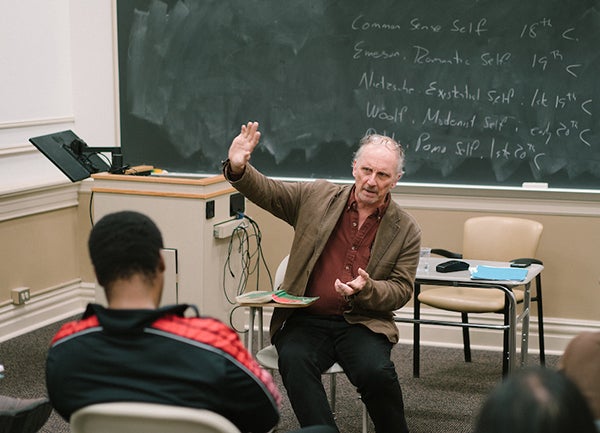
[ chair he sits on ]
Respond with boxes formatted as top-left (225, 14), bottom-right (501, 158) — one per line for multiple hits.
top-left (252, 256), bottom-right (368, 433)
top-left (400, 216), bottom-right (545, 377)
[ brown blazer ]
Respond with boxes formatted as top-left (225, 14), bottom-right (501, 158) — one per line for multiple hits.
top-left (227, 163), bottom-right (422, 343)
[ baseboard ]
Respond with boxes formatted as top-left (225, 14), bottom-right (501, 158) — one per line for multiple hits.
top-left (394, 308), bottom-right (600, 356)
top-left (4, 287), bottom-right (598, 357)
top-left (0, 280), bottom-right (95, 343)
top-left (247, 307), bottom-right (600, 356)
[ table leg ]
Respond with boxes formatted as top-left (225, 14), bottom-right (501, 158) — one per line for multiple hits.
top-left (520, 282), bottom-right (532, 367)
top-left (248, 307), bottom-right (256, 354)
top-left (506, 288), bottom-right (517, 373)
top-left (257, 307), bottom-right (264, 350)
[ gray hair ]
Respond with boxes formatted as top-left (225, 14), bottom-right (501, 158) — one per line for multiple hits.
top-left (353, 134), bottom-right (405, 175)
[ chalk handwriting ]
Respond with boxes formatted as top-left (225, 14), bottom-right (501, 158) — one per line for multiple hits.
top-left (425, 81), bottom-right (481, 101)
top-left (422, 109), bottom-right (477, 129)
top-left (358, 72), bottom-right (415, 94)
top-left (353, 41), bottom-right (403, 60)
top-left (121, 1), bottom-right (598, 185)
top-left (450, 18), bottom-right (488, 36)
top-left (409, 18), bottom-right (442, 33)
top-left (351, 15), bottom-right (402, 31)
top-left (366, 102), bottom-right (409, 123)
top-left (413, 46), bottom-right (470, 65)
top-left (519, 18), bottom-right (553, 39)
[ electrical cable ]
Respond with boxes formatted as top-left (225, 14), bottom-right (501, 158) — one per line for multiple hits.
top-left (222, 213), bottom-right (273, 332)
top-left (88, 191), bottom-right (95, 226)
top-left (94, 151), bottom-right (111, 166)
top-left (243, 213), bottom-right (273, 290)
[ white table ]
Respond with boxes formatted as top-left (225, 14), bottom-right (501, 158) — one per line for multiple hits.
top-left (243, 302), bottom-right (307, 354)
top-left (407, 257), bottom-right (544, 375)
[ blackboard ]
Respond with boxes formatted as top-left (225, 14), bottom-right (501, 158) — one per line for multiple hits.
top-left (116, 0), bottom-right (600, 188)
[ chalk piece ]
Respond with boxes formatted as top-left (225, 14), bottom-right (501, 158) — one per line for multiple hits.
top-left (522, 182), bottom-right (548, 189)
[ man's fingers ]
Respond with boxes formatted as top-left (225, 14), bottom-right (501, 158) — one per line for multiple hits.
top-left (242, 121), bottom-right (258, 138)
top-left (357, 268), bottom-right (369, 279)
top-left (239, 122), bottom-right (261, 148)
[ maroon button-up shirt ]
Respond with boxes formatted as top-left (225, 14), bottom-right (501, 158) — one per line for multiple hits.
top-left (304, 187), bottom-right (390, 315)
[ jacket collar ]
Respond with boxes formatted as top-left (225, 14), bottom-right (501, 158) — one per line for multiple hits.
top-left (83, 303), bottom-right (193, 334)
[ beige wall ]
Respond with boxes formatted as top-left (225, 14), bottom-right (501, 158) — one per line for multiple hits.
top-left (0, 192), bottom-right (94, 307)
top-left (0, 207), bottom-right (79, 305)
top-left (248, 199), bottom-right (600, 323)
top-left (245, 203), bottom-right (294, 292)
top-left (407, 208), bottom-right (599, 321)
top-left (1, 190), bottom-right (597, 327)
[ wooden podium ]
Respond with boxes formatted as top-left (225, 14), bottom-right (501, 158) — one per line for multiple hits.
top-left (91, 173), bottom-right (245, 323)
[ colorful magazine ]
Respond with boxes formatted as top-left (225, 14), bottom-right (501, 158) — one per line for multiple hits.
top-left (236, 290), bottom-right (319, 305)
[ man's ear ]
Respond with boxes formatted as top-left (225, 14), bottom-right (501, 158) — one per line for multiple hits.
top-left (395, 171), bottom-right (403, 183)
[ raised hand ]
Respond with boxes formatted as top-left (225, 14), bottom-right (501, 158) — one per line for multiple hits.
top-left (228, 121), bottom-right (261, 175)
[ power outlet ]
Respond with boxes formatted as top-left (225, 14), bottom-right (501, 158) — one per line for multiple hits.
top-left (11, 287), bottom-right (30, 305)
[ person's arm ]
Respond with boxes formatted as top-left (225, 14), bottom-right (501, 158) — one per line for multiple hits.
top-left (221, 361), bottom-right (280, 433)
top-left (207, 322), bottom-right (281, 433)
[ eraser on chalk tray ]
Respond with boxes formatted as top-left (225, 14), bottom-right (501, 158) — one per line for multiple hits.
top-left (522, 182), bottom-right (548, 189)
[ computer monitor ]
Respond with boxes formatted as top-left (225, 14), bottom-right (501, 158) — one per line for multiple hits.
top-left (29, 130), bottom-right (121, 182)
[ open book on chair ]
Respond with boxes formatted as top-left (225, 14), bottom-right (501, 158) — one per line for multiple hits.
top-left (236, 290), bottom-right (319, 306)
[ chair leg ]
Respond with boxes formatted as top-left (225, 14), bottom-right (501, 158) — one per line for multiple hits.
top-left (331, 373), bottom-right (368, 432)
top-left (413, 283), bottom-right (421, 378)
top-left (329, 374), bottom-right (336, 416)
top-left (461, 313), bottom-right (472, 363)
top-left (534, 274), bottom-right (546, 366)
top-left (362, 398), bottom-right (368, 433)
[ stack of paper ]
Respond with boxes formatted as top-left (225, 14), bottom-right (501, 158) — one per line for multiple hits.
top-left (470, 265), bottom-right (528, 281)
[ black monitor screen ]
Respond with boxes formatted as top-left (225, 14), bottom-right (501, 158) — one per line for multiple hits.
top-left (29, 130), bottom-right (111, 182)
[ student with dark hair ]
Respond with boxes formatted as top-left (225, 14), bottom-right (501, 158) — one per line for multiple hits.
top-left (473, 367), bottom-right (597, 433)
top-left (46, 210), bottom-right (334, 433)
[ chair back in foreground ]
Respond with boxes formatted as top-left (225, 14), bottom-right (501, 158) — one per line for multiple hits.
top-left (70, 402), bottom-right (241, 433)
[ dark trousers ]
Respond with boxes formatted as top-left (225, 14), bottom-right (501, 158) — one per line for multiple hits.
top-left (274, 313), bottom-right (409, 433)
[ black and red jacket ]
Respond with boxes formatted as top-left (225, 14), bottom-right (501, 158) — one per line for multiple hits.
top-left (46, 304), bottom-right (280, 433)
